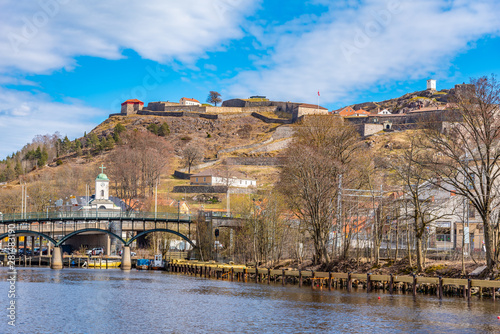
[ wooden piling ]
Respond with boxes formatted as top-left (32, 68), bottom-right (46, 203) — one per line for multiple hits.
top-left (367, 273), bottom-right (371, 293)
top-left (348, 273), bottom-right (352, 292)
top-left (299, 270), bottom-right (302, 287)
top-left (467, 279), bottom-right (472, 301)
top-left (267, 268), bottom-right (271, 285)
top-left (328, 272), bottom-right (332, 291)
top-left (389, 274), bottom-right (393, 294)
top-left (282, 269), bottom-right (286, 286)
top-left (412, 274), bottom-right (417, 297)
top-left (438, 277), bottom-right (443, 299)
top-left (311, 271), bottom-right (315, 290)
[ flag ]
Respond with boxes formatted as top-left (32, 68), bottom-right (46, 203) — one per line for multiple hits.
top-left (317, 91), bottom-right (320, 96)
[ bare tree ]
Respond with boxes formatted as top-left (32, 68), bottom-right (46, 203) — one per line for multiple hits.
top-left (422, 76), bottom-right (500, 273)
top-left (278, 116), bottom-right (361, 265)
top-left (107, 130), bottom-right (172, 210)
top-left (387, 133), bottom-right (452, 272)
top-left (207, 91), bottom-right (222, 106)
top-left (181, 142), bottom-right (204, 174)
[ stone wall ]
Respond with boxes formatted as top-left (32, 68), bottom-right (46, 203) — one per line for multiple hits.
top-left (251, 112), bottom-right (293, 124)
top-left (224, 157), bottom-right (283, 166)
top-left (172, 185), bottom-right (228, 193)
top-left (297, 106), bottom-right (329, 117)
top-left (146, 101), bottom-right (179, 111)
top-left (363, 123), bottom-right (384, 136)
top-left (250, 138), bottom-right (293, 153)
top-left (218, 138), bottom-right (274, 154)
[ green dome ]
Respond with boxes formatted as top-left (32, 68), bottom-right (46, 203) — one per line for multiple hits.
top-left (96, 173), bottom-right (109, 181)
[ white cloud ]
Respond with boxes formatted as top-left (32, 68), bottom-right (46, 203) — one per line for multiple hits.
top-left (0, 0), bottom-right (259, 74)
top-left (0, 87), bottom-right (104, 158)
top-left (226, 0), bottom-right (500, 106)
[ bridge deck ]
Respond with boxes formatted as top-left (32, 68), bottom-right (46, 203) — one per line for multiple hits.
top-left (0, 211), bottom-right (192, 224)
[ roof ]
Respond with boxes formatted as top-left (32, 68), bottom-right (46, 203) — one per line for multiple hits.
top-left (121, 99), bottom-right (144, 105)
top-left (96, 173), bottom-right (109, 181)
top-left (338, 106), bottom-right (370, 117)
top-left (181, 97), bottom-right (200, 103)
top-left (299, 103), bottom-right (328, 110)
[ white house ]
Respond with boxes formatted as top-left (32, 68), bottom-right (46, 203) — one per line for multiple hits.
top-left (378, 109), bottom-right (392, 115)
top-left (179, 97), bottom-right (201, 106)
top-left (190, 169), bottom-right (257, 188)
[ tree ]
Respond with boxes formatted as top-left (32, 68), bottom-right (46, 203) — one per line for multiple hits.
top-left (113, 123), bottom-right (126, 142)
top-left (278, 116), bottom-right (361, 265)
top-left (422, 76), bottom-right (500, 273)
top-left (207, 91), bottom-right (222, 106)
top-left (181, 142), bottom-right (204, 173)
top-left (386, 133), bottom-right (452, 272)
top-left (107, 130), bottom-right (172, 210)
top-left (147, 123), bottom-right (159, 135)
top-left (158, 122), bottom-right (170, 137)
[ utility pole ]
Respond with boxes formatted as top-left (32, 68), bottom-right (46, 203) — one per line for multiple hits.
top-left (335, 174), bottom-right (343, 256)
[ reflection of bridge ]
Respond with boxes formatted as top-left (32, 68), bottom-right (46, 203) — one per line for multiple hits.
top-left (0, 211), bottom-right (194, 270)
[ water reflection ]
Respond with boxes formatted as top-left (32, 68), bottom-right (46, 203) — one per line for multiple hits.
top-left (0, 268), bottom-right (498, 333)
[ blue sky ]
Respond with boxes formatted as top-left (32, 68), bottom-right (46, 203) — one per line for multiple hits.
top-left (1, 0), bottom-right (500, 158)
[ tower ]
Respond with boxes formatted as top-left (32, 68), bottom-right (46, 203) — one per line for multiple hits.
top-left (95, 164), bottom-right (109, 200)
top-left (427, 79), bottom-right (436, 91)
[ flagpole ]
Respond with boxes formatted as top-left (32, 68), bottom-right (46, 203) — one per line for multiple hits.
top-left (317, 90), bottom-right (320, 114)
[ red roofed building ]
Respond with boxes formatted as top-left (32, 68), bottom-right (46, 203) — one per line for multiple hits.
top-left (337, 106), bottom-right (370, 118)
top-left (180, 97), bottom-right (201, 106)
top-left (121, 99), bottom-right (144, 115)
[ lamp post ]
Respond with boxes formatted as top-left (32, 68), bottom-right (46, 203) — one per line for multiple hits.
top-left (177, 200), bottom-right (180, 233)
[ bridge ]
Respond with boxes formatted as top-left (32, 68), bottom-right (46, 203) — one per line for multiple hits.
top-left (0, 211), bottom-right (194, 270)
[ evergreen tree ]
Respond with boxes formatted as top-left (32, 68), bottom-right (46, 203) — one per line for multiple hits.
top-left (14, 161), bottom-right (23, 177)
top-left (147, 123), bottom-right (159, 135)
top-left (4, 161), bottom-right (15, 180)
top-left (113, 123), bottom-right (126, 142)
top-left (37, 147), bottom-right (48, 167)
top-left (158, 122), bottom-right (170, 136)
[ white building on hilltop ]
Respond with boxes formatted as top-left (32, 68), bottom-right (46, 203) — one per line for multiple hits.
top-left (427, 79), bottom-right (437, 91)
top-left (180, 97), bottom-right (201, 106)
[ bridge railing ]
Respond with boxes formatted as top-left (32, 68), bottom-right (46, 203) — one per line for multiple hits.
top-left (0, 211), bottom-right (192, 223)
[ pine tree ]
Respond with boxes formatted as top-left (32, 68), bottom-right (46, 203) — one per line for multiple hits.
top-left (158, 122), bottom-right (170, 136)
top-left (14, 161), bottom-right (23, 177)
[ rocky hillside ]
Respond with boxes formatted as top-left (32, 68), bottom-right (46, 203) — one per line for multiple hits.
top-left (92, 114), bottom-right (282, 159)
top-left (350, 88), bottom-right (451, 114)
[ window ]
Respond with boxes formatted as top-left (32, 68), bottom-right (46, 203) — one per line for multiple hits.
top-left (203, 177), bottom-right (206, 182)
top-left (196, 177), bottom-right (198, 182)
top-left (101, 190), bottom-right (104, 197)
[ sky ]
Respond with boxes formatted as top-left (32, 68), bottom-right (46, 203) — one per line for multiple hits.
top-left (1, 0), bottom-right (500, 158)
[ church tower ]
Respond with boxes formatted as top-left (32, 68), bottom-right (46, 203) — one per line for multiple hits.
top-left (95, 164), bottom-right (109, 200)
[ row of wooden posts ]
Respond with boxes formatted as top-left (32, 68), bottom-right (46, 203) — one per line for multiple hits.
top-left (170, 261), bottom-right (500, 301)
top-left (11, 255), bottom-right (119, 269)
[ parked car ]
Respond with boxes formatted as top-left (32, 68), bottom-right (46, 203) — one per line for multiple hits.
top-left (86, 247), bottom-right (104, 256)
top-left (118, 249), bottom-right (137, 256)
top-left (18, 249), bottom-right (32, 256)
top-left (33, 248), bottom-right (48, 255)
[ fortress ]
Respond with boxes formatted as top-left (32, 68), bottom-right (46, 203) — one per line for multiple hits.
top-left (112, 96), bottom-right (329, 122)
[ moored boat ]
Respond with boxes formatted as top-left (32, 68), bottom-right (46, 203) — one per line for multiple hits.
top-left (136, 259), bottom-right (150, 270)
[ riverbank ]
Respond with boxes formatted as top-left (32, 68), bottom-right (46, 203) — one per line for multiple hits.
top-left (170, 259), bottom-right (500, 301)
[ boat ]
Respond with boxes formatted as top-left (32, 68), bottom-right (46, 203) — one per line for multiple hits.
top-left (136, 259), bottom-right (151, 270)
top-left (84, 259), bottom-right (122, 268)
top-left (150, 254), bottom-right (165, 270)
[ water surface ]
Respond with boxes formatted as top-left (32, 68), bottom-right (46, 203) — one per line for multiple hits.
top-left (0, 268), bottom-right (499, 333)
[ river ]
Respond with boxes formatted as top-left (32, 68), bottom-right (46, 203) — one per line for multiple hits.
top-left (0, 268), bottom-right (499, 333)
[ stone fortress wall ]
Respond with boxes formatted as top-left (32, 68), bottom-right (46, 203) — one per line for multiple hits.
top-left (111, 98), bottom-right (329, 122)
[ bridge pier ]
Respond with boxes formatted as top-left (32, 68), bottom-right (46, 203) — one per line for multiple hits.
top-left (121, 246), bottom-right (131, 270)
top-left (51, 247), bottom-right (63, 269)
